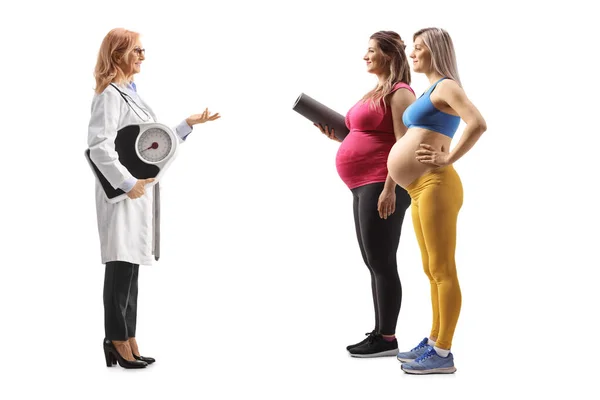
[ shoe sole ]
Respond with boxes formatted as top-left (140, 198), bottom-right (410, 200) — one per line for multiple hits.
top-left (401, 366), bottom-right (457, 375)
top-left (396, 356), bottom-right (415, 363)
top-left (349, 349), bottom-right (399, 358)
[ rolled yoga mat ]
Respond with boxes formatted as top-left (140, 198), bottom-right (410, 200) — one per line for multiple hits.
top-left (292, 93), bottom-right (350, 141)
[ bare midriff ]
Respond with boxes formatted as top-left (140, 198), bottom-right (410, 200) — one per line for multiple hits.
top-left (387, 127), bottom-right (453, 189)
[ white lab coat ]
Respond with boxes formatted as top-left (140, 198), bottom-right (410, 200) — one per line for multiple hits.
top-left (87, 83), bottom-right (191, 265)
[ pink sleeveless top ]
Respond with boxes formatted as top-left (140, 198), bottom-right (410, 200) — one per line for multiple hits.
top-left (335, 82), bottom-right (415, 189)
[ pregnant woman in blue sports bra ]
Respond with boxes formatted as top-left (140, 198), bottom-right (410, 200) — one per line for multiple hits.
top-left (387, 28), bottom-right (487, 374)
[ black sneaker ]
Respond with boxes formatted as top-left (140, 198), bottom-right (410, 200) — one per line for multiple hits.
top-left (348, 333), bottom-right (398, 358)
top-left (346, 330), bottom-right (377, 351)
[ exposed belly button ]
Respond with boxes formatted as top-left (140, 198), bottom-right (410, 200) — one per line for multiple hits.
top-left (387, 147), bottom-right (433, 187)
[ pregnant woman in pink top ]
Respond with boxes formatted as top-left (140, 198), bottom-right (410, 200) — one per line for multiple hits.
top-left (315, 31), bottom-right (416, 357)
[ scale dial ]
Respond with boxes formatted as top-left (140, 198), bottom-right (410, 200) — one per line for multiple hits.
top-left (136, 127), bottom-right (173, 163)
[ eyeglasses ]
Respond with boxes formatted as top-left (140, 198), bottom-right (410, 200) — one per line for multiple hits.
top-left (132, 47), bottom-right (146, 56)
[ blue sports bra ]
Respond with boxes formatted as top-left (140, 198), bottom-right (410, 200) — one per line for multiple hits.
top-left (402, 77), bottom-right (460, 138)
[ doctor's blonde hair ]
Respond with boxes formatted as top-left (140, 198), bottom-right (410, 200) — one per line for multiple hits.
top-left (94, 28), bottom-right (140, 94)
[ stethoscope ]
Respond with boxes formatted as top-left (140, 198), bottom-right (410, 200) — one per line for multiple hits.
top-left (110, 83), bottom-right (152, 122)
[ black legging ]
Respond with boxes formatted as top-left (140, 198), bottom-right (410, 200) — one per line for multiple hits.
top-left (103, 261), bottom-right (139, 341)
top-left (351, 182), bottom-right (411, 335)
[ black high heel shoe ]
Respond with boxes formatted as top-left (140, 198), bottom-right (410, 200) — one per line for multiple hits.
top-left (133, 354), bottom-right (156, 364)
top-left (103, 339), bottom-right (147, 369)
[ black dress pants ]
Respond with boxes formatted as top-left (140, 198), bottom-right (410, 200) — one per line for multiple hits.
top-left (103, 261), bottom-right (139, 341)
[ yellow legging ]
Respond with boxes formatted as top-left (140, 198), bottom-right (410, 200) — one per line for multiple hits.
top-left (407, 165), bottom-right (463, 350)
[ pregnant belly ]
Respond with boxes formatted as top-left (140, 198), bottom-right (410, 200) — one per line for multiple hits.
top-left (387, 129), bottom-right (442, 188)
top-left (336, 131), bottom-right (393, 188)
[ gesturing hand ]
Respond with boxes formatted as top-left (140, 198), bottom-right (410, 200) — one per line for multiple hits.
top-left (127, 178), bottom-right (155, 200)
top-left (415, 143), bottom-right (451, 167)
top-left (186, 108), bottom-right (221, 126)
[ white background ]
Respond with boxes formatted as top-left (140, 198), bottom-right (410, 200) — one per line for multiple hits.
top-left (1, 0), bottom-right (598, 398)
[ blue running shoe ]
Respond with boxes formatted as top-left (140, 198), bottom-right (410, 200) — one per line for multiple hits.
top-left (401, 347), bottom-right (456, 374)
top-left (396, 337), bottom-right (430, 363)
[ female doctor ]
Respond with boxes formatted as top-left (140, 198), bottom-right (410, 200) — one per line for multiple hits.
top-left (88, 28), bottom-right (220, 369)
